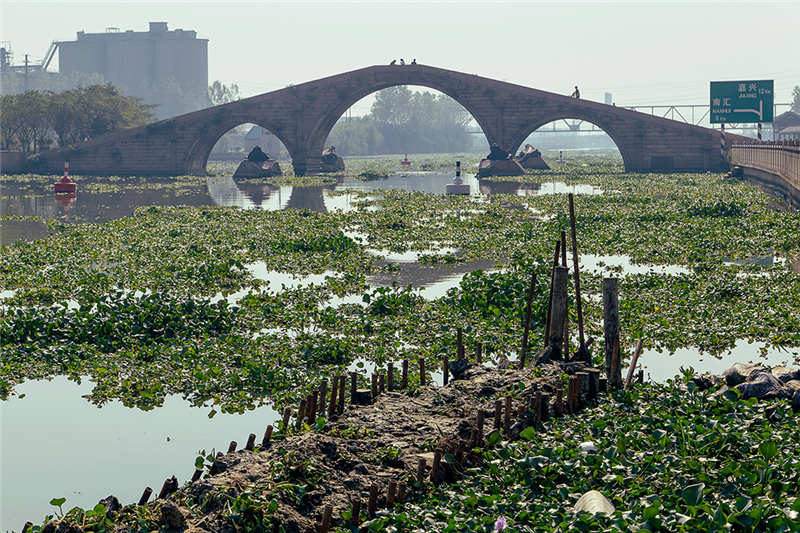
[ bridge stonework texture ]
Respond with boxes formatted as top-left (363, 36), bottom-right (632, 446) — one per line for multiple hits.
top-left (30, 65), bottom-right (729, 175)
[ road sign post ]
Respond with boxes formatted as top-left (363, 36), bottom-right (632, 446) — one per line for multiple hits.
top-left (710, 80), bottom-right (774, 124)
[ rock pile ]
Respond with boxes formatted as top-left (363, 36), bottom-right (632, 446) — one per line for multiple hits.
top-left (515, 144), bottom-right (550, 170)
top-left (320, 146), bottom-right (345, 173)
top-left (692, 363), bottom-right (800, 409)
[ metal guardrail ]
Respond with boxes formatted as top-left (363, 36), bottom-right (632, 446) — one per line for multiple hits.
top-left (730, 141), bottom-right (800, 192)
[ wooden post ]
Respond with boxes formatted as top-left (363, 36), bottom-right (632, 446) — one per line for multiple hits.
top-left (518, 270), bottom-right (537, 369)
top-left (576, 372), bottom-right (590, 401)
top-left (387, 362), bottom-right (394, 391)
top-left (417, 457), bottom-right (426, 486)
top-left (378, 373), bottom-right (385, 393)
top-left (138, 487), bottom-right (152, 506)
top-left (158, 476), bottom-right (177, 499)
top-left (328, 377), bottom-right (338, 419)
top-left (624, 339), bottom-right (643, 389)
top-left (319, 380), bottom-right (328, 415)
top-left (494, 399), bottom-right (502, 429)
top-left (567, 376), bottom-right (576, 413)
top-left (351, 499), bottom-right (362, 526)
top-left (540, 393), bottom-right (550, 421)
top-left (387, 480), bottom-right (397, 506)
top-left (402, 359), bottom-right (409, 389)
top-left (547, 266), bottom-right (569, 359)
top-left (419, 358), bottom-right (426, 386)
top-left (568, 193), bottom-right (586, 349)
top-left (371, 373), bottom-right (378, 400)
top-left (397, 482), bottom-right (407, 503)
top-left (442, 355), bottom-right (449, 386)
top-left (603, 277), bottom-right (622, 388)
top-left (261, 425), bottom-right (273, 447)
top-left (227, 441), bottom-right (237, 454)
top-left (319, 505), bottom-right (332, 533)
top-left (561, 230), bottom-right (570, 354)
top-left (192, 468), bottom-right (202, 482)
top-left (281, 408), bottom-right (291, 431)
top-left (544, 240), bottom-right (561, 347)
top-left (534, 392), bottom-right (542, 422)
top-left (554, 385), bottom-right (563, 417)
top-left (637, 369), bottom-right (644, 383)
top-left (245, 433), bottom-right (256, 451)
top-left (477, 410), bottom-right (485, 442)
top-left (350, 371), bottom-right (358, 403)
top-left (296, 399), bottom-right (306, 428)
top-left (504, 396), bottom-right (512, 433)
top-left (431, 450), bottom-right (442, 485)
top-left (308, 391), bottom-right (317, 425)
top-left (586, 368), bottom-right (601, 398)
top-left (338, 375), bottom-right (345, 414)
top-left (368, 484), bottom-right (378, 517)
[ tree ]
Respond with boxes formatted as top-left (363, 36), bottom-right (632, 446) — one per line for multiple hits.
top-left (1, 84), bottom-right (154, 152)
top-left (208, 81), bottom-right (240, 106)
top-left (792, 85), bottom-right (800, 113)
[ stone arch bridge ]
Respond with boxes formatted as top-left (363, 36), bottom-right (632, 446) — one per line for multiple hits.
top-left (33, 64), bottom-right (730, 175)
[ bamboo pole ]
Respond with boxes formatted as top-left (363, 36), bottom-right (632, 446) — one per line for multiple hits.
top-left (518, 271), bottom-right (537, 369)
top-left (568, 193), bottom-right (586, 348)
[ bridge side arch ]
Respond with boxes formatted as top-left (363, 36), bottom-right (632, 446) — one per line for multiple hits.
top-left (184, 113), bottom-right (301, 175)
top-left (508, 112), bottom-right (636, 171)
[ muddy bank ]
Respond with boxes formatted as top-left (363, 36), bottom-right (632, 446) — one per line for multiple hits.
top-left (32, 359), bottom-right (596, 533)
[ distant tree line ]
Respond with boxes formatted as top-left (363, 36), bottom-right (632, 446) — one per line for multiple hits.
top-left (0, 84), bottom-right (153, 152)
top-left (327, 86), bottom-right (476, 156)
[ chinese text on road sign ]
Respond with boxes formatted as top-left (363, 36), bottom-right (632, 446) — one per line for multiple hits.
top-left (710, 80), bottom-right (774, 124)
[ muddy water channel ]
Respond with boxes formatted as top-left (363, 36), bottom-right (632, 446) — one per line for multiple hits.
top-left (2, 164), bottom-right (799, 529)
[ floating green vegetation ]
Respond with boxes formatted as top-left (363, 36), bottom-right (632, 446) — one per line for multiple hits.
top-left (1, 158), bottom-right (799, 413)
top-left (373, 379), bottom-right (800, 532)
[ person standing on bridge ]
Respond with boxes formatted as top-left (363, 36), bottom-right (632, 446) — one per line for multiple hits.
top-left (411, 59), bottom-right (417, 64)
top-left (400, 58), bottom-right (406, 65)
top-left (571, 86), bottom-right (580, 98)
top-left (389, 59), bottom-right (396, 65)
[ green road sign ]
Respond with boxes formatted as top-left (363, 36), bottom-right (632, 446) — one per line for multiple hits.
top-left (710, 80), bottom-right (774, 124)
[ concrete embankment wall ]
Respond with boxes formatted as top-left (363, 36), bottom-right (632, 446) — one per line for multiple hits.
top-left (739, 166), bottom-right (800, 210)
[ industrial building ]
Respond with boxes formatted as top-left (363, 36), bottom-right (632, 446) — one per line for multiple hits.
top-left (57, 22), bottom-right (209, 118)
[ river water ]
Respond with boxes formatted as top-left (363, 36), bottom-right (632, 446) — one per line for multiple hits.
top-left (0, 168), bottom-right (797, 530)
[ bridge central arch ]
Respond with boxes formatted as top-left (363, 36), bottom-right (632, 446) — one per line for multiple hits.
top-left (307, 77), bottom-right (496, 164)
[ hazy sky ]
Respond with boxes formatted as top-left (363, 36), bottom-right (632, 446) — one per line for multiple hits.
top-left (2, 0), bottom-right (798, 115)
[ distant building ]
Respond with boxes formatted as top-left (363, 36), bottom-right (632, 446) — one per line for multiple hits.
top-left (604, 92), bottom-right (613, 105)
top-left (774, 111), bottom-right (800, 140)
top-left (57, 22), bottom-right (209, 119)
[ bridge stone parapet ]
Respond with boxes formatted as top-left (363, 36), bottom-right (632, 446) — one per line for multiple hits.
top-left (26, 64), bottom-right (729, 176)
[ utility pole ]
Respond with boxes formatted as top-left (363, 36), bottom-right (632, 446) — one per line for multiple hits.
top-left (24, 53), bottom-right (29, 92)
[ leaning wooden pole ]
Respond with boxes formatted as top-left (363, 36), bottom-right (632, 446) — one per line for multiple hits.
top-left (624, 338), bottom-right (643, 389)
top-left (543, 240), bottom-right (561, 348)
top-left (568, 193), bottom-right (586, 350)
top-left (518, 271), bottom-right (537, 369)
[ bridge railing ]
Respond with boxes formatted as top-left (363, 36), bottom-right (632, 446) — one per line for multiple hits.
top-left (730, 140), bottom-right (800, 192)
